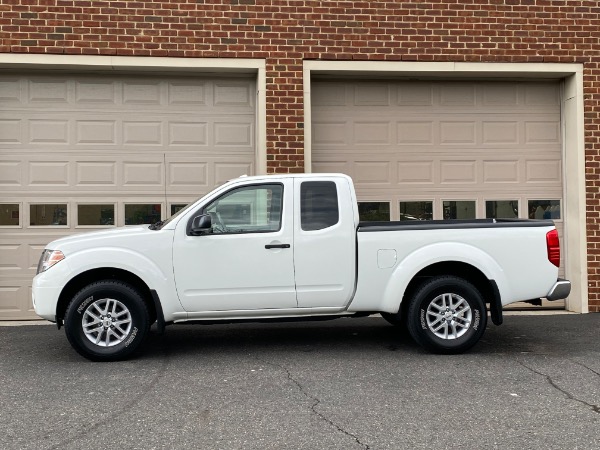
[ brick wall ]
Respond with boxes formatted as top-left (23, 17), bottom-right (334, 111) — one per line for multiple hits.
top-left (1, 0), bottom-right (599, 310)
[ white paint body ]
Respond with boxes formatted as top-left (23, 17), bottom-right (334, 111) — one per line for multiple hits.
top-left (32, 174), bottom-right (562, 323)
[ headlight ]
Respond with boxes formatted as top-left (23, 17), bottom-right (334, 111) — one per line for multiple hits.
top-left (37, 250), bottom-right (65, 274)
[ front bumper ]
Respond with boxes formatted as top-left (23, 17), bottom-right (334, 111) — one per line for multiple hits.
top-left (32, 273), bottom-right (65, 322)
top-left (546, 278), bottom-right (571, 301)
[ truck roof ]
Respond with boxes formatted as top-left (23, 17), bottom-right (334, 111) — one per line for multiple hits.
top-left (229, 173), bottom-right (352, 183)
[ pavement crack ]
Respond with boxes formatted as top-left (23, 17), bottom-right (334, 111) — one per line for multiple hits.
top-left (48, 343), bottom-right (171, 450)
top-left (258, 358), bottom-right (370, 450)
top-left (517, 360), bottom-right (600, 415)
top-left (571, 360), bottom-right (600, 378)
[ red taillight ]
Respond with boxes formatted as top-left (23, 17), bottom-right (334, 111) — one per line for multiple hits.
top-left (546, 229), bottom-right (560, 267)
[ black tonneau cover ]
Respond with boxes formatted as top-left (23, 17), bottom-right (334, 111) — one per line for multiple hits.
top-left (358, 218), bottom-right (555, 232)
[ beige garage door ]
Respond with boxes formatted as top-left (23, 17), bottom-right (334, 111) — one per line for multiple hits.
top-left (0, 73), bottom-right (256, 320)
top-left (312, 80), bottom-right (564, 307)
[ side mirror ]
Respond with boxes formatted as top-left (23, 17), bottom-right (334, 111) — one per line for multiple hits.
top-left (190, 214), bottom-right (212, 236)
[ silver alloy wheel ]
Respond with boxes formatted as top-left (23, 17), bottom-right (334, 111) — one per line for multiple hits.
top-left (82, 298), bottom-right (132, 347)
top-left (426, 293), bottom-right (472, 340)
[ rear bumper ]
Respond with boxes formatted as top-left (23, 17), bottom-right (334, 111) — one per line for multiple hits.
top-left (546, 278), bottom-right (571, 301)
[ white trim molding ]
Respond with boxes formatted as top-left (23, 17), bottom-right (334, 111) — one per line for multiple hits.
top-left (0, 53), bottom-right (268, 175)
top-left (304, 60), bottom-right (587, 313)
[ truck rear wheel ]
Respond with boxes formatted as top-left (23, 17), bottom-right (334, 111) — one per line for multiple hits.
top-left (64, 280), bottom-right (150, 362)
top-left (406, 276), bottom-right (487, 354)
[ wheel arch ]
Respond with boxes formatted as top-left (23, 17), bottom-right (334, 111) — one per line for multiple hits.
top-left (382, 260), bottom-right (503, 326)
top-left (56, 268), bottom-right (157, 326)
top-left (404, 261), bottom-right (501, 323)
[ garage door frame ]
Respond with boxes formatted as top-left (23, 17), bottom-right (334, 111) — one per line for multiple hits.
top-left (303, 60), bottom-right (587, 313)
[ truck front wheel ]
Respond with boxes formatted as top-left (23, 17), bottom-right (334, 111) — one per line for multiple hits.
top-left (64, 280), bottom-right (150, 362)
top-left (406, 276), bottom-right (487, 354)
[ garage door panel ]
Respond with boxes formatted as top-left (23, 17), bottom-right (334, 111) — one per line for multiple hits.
top-left (0, 282), bottom-right (35, 320)
top-left (524, 83), bottom-right (561, 106)
top-left (167, 160), bottom-right (209, 189)
top-left (0, 285), bottom-right (24, 313)
top-left (214, 120), bottom-right (254, 147)
top-left (0, 235), bottom-right (51, 272)
top-left (482, 160), bottom-right (520, 183)
top-left (166, 154), bottom-right (254, 191)
top-left (76, 161), bottom-right (117, 186)
top-left (397, 121), bottom-right (434, 145)
top-left (397, 161), bottom-right (435, 184)
top-left (525, 121), bottom-right (561, 144)
top-left (214, 161), bottom-right (254, 185)
top-left (482, 121), bottom-right (519, 144)
top-left (0, 119), bottom-right (22, 143)
top-left (0, 78), bottom-right (22, 101)
top-left (76, 120), bottom-right (118, 145)
top-left (440, 84), bottom-right (477, 106)
top-left (123, 121), bottom-right (163, 146)
top-left (214, 81), bottom-right (255, 107)
top-left (439, 160), bottom-right (478, 184)
top-left (0, 244), bottom-right (24, 271)
top-left (29, 79), bottom-right (69, 103)
top-left (353, 161), bottom-right (393, 185)
top-left (354, 122), bottom-right (392, 145)
top-left (29, 161), bottom-right (70, 187)
top-left (397, 83), bottom-right (433, 106)
top-left (312, 160), bottom-right (351, 174)
top-left (526, 160), bottom-right (562, 184)
top-left (482, 84), bottom-right (519, 106)
top-left (169, 121), bottom-right (208, 146)
top-left (29, 119), bottom-right (69, 144)
top-left (0, 161), bottom-right (23, 186)
top-left (122, 160), bottom-right (164, 187)
top-left (354, 84), bottom-right (390, 106)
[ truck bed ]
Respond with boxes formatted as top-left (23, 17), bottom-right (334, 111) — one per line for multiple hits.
top-left (358, 218), bottom-right (555, 232)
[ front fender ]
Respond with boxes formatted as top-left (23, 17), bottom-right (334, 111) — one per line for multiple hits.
top-left (379, 242), bottom-right (510, 313)
top-left (58, 247), bottom-right (183, 321)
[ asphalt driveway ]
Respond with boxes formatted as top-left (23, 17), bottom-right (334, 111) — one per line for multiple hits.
top-left (1, 313), bottom-right (599, 450)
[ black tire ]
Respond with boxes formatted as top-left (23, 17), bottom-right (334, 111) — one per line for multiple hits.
top-left (64, 280), bottom-right (150, 362)
top-left (406, 276), bottom-right (487, 354)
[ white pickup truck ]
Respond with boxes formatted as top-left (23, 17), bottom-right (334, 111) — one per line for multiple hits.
top-left (33, 173), bottom-right (571, 361)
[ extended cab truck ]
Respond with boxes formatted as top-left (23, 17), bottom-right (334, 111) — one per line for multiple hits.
top-left (32, 174), bottom-right (571, 361)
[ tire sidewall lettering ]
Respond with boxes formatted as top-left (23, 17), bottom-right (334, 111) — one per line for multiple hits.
top-left (472, 309), bottom-right (481, 331)
top-left (123, 327), bottom-right (138, 347)
top-left (76, 296), bottom-right (94, 315)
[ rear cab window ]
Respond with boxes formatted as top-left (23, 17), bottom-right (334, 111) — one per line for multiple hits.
top-left (300, 181), bottom-right (339, 231)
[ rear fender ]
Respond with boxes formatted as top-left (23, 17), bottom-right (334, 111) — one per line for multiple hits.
top-left (379, 242), bottom-right (510, 313)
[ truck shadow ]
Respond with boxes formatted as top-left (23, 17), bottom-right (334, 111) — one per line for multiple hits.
top-left (145, 317), bottom-right (419, 359)
top-left (140, 314), bottom-right (597, 361)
